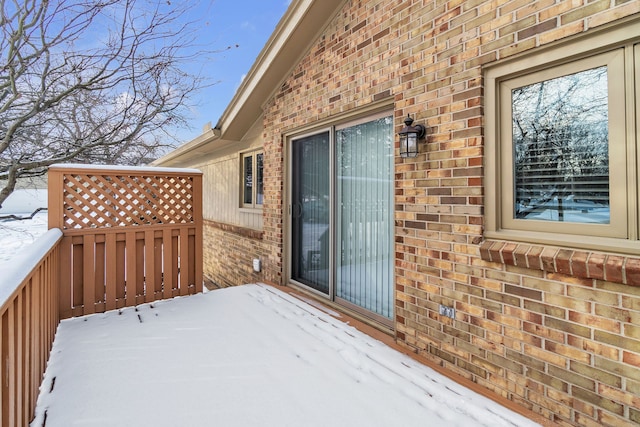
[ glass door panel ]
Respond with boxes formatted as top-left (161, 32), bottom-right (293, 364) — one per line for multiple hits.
top-left (336, 116), bottom-right (394, 319)
top-left (291, 132), bottom-right (330, 294)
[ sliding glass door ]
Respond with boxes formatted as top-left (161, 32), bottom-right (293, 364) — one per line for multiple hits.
top-left (336, 117), bottom-right (394, 318)
top-left (290, 113), bottom-right (394, 320)
top-left (291, 131), bottom-right (331, 294)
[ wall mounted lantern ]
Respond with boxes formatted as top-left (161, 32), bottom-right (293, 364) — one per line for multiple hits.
top-left (398, 115), bottom-right (426, 158)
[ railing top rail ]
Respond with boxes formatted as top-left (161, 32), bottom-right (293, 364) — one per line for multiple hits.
top-left (0, 228), bottom-right (62, 310)
top-left (49, 163), bottom-right (202, 176)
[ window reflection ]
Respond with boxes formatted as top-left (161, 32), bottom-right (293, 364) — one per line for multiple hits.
top-left (512, 66), bottom-right (609, 223)
top-left (243, 155), bottom-right (253, 205)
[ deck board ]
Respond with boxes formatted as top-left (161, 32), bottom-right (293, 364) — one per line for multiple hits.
top-left (32, 284), bottom-right (544, 427)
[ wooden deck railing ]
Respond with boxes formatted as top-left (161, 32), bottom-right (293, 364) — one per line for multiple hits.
top-left (49, 165), bottom-right (203, 318)
top-left (0, 164), bottom-right (203, 426)
top-left (1, 229), bottom-right (62, 427)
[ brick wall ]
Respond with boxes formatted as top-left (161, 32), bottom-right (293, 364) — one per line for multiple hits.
top-left (202, 220), bottom-right (267, 288)
top-left (261, 128), bottom-right (285, 286)
top-left (261, 1), bottom-right (640, 425)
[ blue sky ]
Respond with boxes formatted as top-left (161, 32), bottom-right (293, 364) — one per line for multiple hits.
top-left (177, 0), bottom-right (291, 142)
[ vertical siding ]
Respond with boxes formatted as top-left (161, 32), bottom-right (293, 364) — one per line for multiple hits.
top-left (200, 157), bottom-right (263, 230)
top-left (200, 154), bottom-right (262, 230)
top-left (192, 118), bottom-right (265, 232)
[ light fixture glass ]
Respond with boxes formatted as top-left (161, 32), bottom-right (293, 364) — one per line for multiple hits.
top-left (398, 115), bottom-right (425, 158)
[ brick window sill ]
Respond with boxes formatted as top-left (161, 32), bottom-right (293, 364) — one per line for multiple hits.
top-left (479, 240), bottom-right (640, 286)
top-left (204, 219), bottom-right (263, 240)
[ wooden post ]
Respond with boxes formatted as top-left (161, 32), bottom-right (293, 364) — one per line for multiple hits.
top-left (193, 174), bottom-right (204, 293)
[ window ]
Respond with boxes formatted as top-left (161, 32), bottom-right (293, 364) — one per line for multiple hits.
top-left (241, 151), bottom-right (263, 208)
top-left (512, 66), bottom-right (610, 225)
top-left (485, 21), bottom-right (640, 255)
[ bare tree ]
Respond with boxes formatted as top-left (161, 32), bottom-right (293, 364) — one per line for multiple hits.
top-left (0, 0), bottom-right (215, 208)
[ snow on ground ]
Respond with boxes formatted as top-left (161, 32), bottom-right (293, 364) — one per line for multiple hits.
top-left (32, 284), bottom-right (540, 427)
top-left (0, 211), bottom-right (49, 263)
top-left (0, 188), bottom-right (47, 216)
top-left (0, 188), bottom-right (49, 263)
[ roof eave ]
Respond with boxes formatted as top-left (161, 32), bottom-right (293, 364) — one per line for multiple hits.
top-left (154, 0), bottom-right (345, 166)
top-left (217, 0), bottom-right (345, 140)
top-left (152, 127), bottom-right (221, 167)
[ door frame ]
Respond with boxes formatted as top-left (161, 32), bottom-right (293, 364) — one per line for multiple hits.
top-left (284, 109), bottom-right (395, 327)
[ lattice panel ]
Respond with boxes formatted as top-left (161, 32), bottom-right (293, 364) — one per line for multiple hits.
top-left (62, 173), bottom-right (195, 229)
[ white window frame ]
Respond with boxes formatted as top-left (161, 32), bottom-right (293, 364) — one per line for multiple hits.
top-left (240, 150), bottom-right (263, 209)
top-left (484, 19), bottom-right (640, 255)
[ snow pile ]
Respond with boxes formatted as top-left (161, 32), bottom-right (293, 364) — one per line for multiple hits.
top-left (33, 284), bottom-right (540, 427)
top-left (0, 211), bottom-right (49, 263)
top-left (0, 187), bottom-right (49, 263)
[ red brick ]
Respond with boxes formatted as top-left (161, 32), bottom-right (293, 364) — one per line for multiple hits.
top-left (526, 246), bottom-right (544, 271)
top-left (488, 240), bottom-right (506, 263)
top-left (556, 249), bottom-right (573, 275)
top-left (587, 253), bottom-right (606, 280)
top-left (571, 251), bottom-right (590, 280)
top-left (604, 255), bottom-right (625, 284)
top-left (513, 244), bottom-right (530, 268)
top-left (622, 351), bottom-right (640, 367)
top-left (501, 242), bottom-right (518, 265)
top-left (625, 257), bottom-right (640, 286)
top-left (540, 247), bottom-right (558, 272)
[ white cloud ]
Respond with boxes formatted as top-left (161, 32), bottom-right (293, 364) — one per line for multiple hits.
top-left (240, 20), bottom-right (255, 31)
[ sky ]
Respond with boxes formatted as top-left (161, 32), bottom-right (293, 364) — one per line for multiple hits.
top-left (174, 0), bottom-right (291, 143)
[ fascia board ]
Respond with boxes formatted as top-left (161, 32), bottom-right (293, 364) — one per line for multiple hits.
top-left (152, 128), bottom-right (221, 166)
top-left (218, 0), bottom-right (345, 140)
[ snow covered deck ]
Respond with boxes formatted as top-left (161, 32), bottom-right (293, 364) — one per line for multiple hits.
top-left (32, 284), bottom-right (541, 427)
